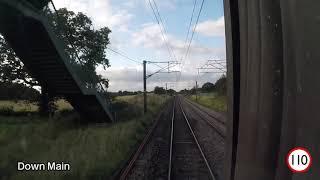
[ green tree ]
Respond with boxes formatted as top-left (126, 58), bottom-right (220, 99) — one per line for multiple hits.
top-left (167, 89), bottom-right (176, 96)
top-left (0, 36), bottom-right (38, 86)
top-left (202, 82), bottom-right (215, 92)
top-left (214, 75), bottom-right (227, 95)
top-left (154, 86), bottom-right (166, 95)
top-left (46, 8), bottom-right (111, 88)
top-left (0, 82), bottom-right (40, 101)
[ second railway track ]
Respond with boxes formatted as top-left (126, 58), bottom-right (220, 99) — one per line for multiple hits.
top-left (182, 98), bottom-right (226, 138)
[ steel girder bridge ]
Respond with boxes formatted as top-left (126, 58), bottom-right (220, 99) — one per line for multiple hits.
top-left (0, 0), bottom-right (114, 122)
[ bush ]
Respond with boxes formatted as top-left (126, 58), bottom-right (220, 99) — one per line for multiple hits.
top-left (215, 75), bottom-right (227, 95)
top-left (0, 106), bottom-right (39, 117)
top-left (202, 82), bottom-right (215, 92)
top-left (0, 83), bottom-right (40, 101)
top-left (0, 106), bottom-right (14, 116)
top-left (154, 86), bottom-right (166, 95)
top-left (111, 101), bottom-right (142, 121)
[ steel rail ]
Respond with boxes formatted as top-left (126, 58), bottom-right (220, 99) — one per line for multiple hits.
top-left (167, 97), bottom-right (216, 180)
top-left (178, 98), bottom-right (216, 180)
top-left (167, 97), bottom-right (175, 180)
top-left (183, 98), bottom-right (226, 138)
top-left (184, 98), bottom-right (225, 125)
top-left (118, 100), bottom-right (172, 180)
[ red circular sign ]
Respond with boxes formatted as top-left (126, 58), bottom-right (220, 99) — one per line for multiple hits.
top-left (286, 147), bottom-right (312, 173)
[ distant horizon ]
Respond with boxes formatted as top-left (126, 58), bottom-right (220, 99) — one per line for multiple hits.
top-left (52, 0), bottom-right (226, 92)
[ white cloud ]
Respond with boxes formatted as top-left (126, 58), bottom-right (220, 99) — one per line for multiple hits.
top-left (132, 23), bottom-right (163, 49)
top-left (98, 66), bottom-right (223, 92)
top-left (156, 0), bottom-right (176, 10)
top-left (100, 21), bottom-right (227, 92)
top-left (52, 0), bottom-right (133, 30)
top-left (131, 23), bottom-right (225, 60)
top-left (98, 61), bottom-right (224, 91)
top-left (142, 0), bottom-right (176, 11)
top-left (49, 1), bottom-right (226, 92)
top-left (196, 16), bottom-right (225, 37)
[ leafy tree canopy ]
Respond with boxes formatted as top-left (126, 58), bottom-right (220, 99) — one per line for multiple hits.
top-left (214, 75), bottom-right (227, 95)
top-left (0, 36), bottom-right (38, 86)
top-left (202, 82), bottom-right (215, 92)
top-left (0, 82), bottom-right (40, 101)
top-left (154, 86), bottom-right (166, 95)
top-left (46, 8), bottom-right (111, 88)
top-left (167, 89), bottom-right (176, 96)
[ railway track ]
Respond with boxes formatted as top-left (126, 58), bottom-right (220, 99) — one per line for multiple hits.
top-left (119, 96), bottom-right (221, 180)
top-left (182, 98), bottom-right (226, 138)
top-left (169, 97), bottom-right (216, 180)
top-left (118, 99), bottom-right (173, 180)
top-left (184, 98), bottom-right (226, 125)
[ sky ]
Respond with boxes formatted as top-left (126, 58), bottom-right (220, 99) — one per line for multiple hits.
top-left (52, 0), bottom-right (226, 92)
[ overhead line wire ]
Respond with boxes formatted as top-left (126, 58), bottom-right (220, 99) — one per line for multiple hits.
top-left (106, 47), bottom-right (141, 64)
top-left (151, 0), bottom-right (177, 61)
top-left (148, 0), bottom-right (175, 61)
top-left (178, 0), bottom-right (205, 83)
top-left (184, 0), bottom-right (205, 61)
top-left (176, 0), bottom-right (197, 84)
top-left (182, 0), bottom-right (197, 61)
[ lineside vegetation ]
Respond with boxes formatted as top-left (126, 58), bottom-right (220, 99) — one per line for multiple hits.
top-left (0, 94), bottom-right (170, 180)
top-left (189, 93), bottom-right (227, 112)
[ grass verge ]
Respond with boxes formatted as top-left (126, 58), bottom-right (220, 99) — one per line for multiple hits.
top-left (0, 94), bottom-right (170, 180)
top-left (189, 93), bottom-right (227, 112)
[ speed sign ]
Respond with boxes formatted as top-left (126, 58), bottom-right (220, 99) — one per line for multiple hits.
top-left (286, 147), bottom-right (312, 173)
